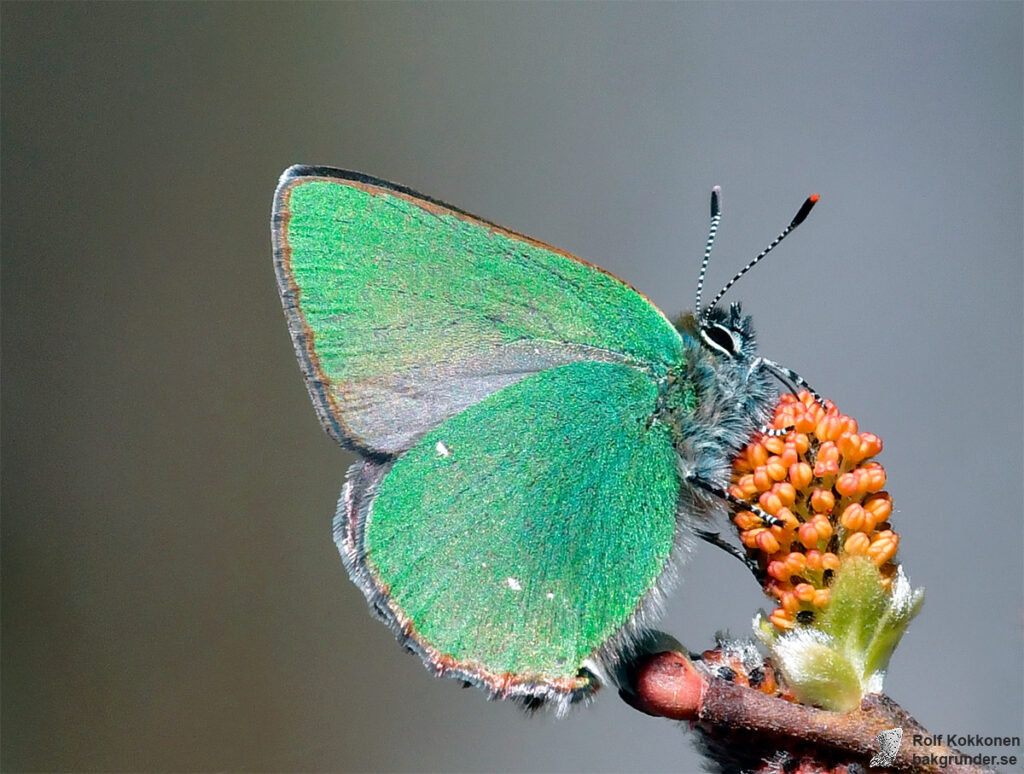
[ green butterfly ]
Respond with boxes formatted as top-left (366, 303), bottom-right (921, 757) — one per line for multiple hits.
top-left (272, 166), bottom-right (817, 709)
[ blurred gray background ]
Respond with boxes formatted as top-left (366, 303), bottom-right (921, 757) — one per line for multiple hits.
top-left (3, 3), bottom-right (1021, 772)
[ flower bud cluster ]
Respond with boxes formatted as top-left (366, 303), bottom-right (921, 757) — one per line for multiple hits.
top-left (731, 391), bottom-right (898, 630)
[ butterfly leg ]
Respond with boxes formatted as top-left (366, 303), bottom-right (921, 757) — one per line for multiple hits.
top-left (756, 357), bottom-right (824, 408)
top-left (692, 526), bottom-right (764, 577)
top-left (687, 474), bottom-right (783, 528)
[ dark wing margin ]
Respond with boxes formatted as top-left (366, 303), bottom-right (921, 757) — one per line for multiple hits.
top-left (334, 457), bottom-right (598, 708)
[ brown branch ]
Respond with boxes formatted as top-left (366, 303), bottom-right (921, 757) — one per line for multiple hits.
top-left (620, 650), bottom-right (996, 774)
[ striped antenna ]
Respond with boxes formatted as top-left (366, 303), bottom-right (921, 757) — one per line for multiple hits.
top-left (701, 193), bottom-right (819, 321)
top-left (693, 186), bottom-right (722, 313)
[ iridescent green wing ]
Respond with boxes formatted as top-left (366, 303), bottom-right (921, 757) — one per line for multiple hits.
top-left (337, 361), bottom-right (680, 704)
top-left (273, 167), bottom-right (685, 455)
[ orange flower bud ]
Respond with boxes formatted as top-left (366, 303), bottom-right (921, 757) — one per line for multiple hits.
top-left (776, 482), bottom-right (798, 505)
top-left (775, 507), bottom-right (799, 529)
top-left (812, 514), bottom-right (833, 541)
top-left (785, 552), bottom-right (807, 574)
top-left (816, 415), bottom-right (845, 442)
top-left (733, 511), bottom-right (761, 531)
top-left (805, 549), bottom-right (823, 572)
top-left (865, 463), bottom-right (887, 492)
top-left (794, 583), bottom-right (816, 602)
top-left (836, 473), bottom-right (859, 496)
top-left (767, 560), bottom-right (791, 582)
top-left (753, 467), bottom-right (772, 491)
top-left (748, 443), bottom-right (769, 468)
top-left (841, 503), bottom-right (867, 531)
top-left (798, 522), bottom-right (820, 549)
top-left (810, 489), bottom-right (835, 513)
top-left (861, 509), bottom-right (879, 533)
top-left (795, 412), bottom-right (817, 433)
top-left (869, 540), bottom-right (898, 567)
top-left (770, 609), bottom-right (795, 630)
top-left (814, 459), bottom-right (840, 476)
top-left (864, 492), bottom-right (892, 522)
top-left (837, 433), bottom-right (862, 460)
top-left (870, 533), bottom-right (895, 553)
top-left (755, 531), bottom-right (781, 554)
top-left (860, 432), bottom-right (882, 456)
top-left (844, 532), bottom-right (871, 556)
top-left (789, 462), bottom-right (813, 490)
top-left (780, 592), bottom-right (800, 614)
top-left (792, 433), bottom-right (810, 454)
top-left (818, 442), bottom-right (839, 466)
top-left (741, 528), bottom-right (762, 549)
top-left (759, 491), bottom-right (783, 515)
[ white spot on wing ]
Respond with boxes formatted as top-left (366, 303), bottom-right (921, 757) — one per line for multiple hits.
top-left (506, 577), bottom-right (521, 591)
top-left (435, 441), bottom-right (450, 457)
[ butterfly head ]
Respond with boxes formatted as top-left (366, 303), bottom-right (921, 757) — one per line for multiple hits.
top-left (675, 302), bottom-right (758, 369)
top-left (696, 302), bottom-right (757, 362)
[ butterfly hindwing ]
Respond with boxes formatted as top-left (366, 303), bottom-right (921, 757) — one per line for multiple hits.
top-left (337, 361), bottom-right (681, 703)
top-left (273, 167), bottom-right (685, 455)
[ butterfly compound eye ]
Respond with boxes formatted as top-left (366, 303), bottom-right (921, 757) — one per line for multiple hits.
top-left (700, 323), bottom-right (740, 356)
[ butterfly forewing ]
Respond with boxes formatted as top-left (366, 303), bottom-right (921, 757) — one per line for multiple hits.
top-left (273, 167), bottom-right (685, 455)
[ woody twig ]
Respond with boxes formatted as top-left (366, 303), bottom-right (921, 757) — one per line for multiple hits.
top-left (620, 649), bottom-right (994, 774)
